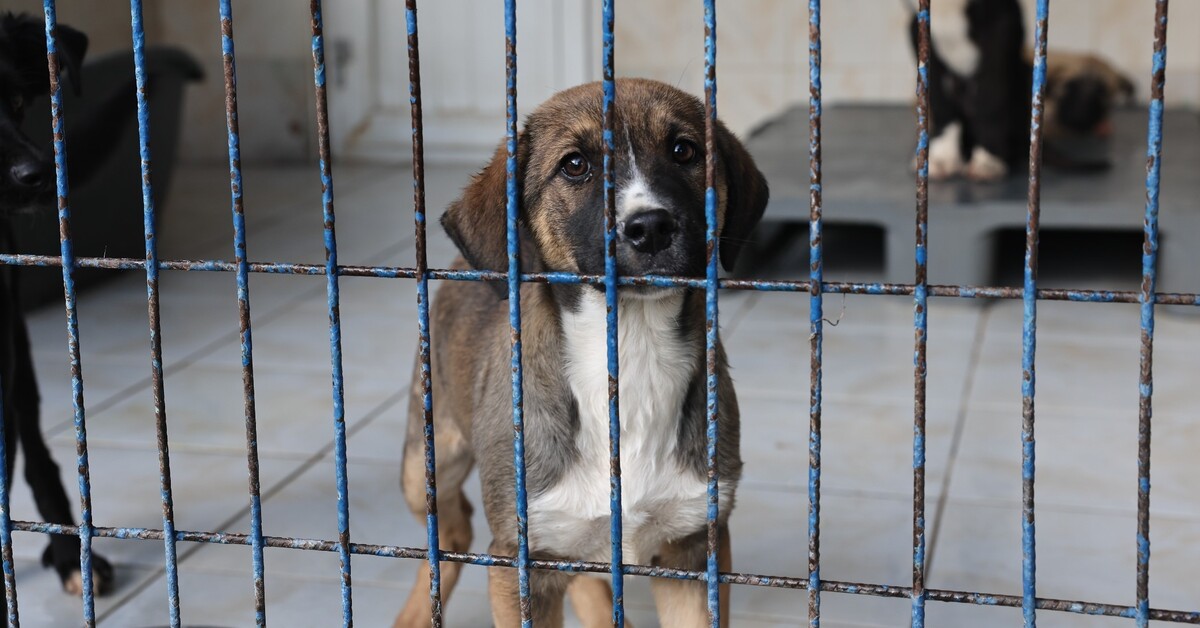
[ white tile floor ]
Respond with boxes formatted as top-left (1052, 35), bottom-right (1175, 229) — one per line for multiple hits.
top-left (10, 163), bottom-right (1200, 626)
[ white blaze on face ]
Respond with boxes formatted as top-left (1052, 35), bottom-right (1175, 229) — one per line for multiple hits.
top-left (616, 147), bottom-right (666, 222)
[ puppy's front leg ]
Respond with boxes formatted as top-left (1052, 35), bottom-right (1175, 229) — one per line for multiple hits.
top-left (651, 525), bottom-right (731, 628)
top-left (488, 547), bottom-right (570, 628)
top-left (567, 575), bottom-right (635, 628)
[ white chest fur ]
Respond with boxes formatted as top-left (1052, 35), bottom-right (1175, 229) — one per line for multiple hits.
top-left (527, 292), bottom-right (729, 563)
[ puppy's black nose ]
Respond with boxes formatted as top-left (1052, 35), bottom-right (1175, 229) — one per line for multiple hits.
top-left (621, 209), bottom-right (677, 254)
top-left (9, 161), bottom-right (47, 189)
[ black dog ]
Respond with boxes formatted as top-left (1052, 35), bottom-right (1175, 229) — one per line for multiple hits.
top-left (911, 0), bottom-right (1028, 181)
top-left (0, 12), bottom-right (112, 596)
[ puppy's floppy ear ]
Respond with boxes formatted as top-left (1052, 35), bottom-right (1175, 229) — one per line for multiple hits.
top-left (715, 121), bottom-right (769, 272)
top-left (441, 136), bottom-right (528, 294)
top-left (53, 23), bottom-right (88, 96)
top-left (4, 14), bottom-right (88, 96)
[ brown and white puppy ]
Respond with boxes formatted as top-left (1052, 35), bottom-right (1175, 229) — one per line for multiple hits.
top-left (394, 78), bottom-right (767, 627)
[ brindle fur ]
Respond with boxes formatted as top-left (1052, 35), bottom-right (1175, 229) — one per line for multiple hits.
top-left (395, 79), bottom-right (767, 628)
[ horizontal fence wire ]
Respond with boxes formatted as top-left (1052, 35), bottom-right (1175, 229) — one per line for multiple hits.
top-left (8, 520), bottom-right (1200, 623)
top-left (5, 0), bottom-right (1192, 625)
top-left (3, 254), bottom-right (1199, 305)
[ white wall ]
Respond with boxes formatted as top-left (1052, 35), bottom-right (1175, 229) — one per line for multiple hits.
top-left (617, 0), bottom-right (1200, 138)
top-left (15, 0), bottom-right (1199, 164)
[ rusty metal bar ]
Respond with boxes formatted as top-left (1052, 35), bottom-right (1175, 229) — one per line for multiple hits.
top-left (502, 0), bottom-right (532, 624)
top-left (308, 1), bottom-right (354, 624)
top-left (806, 0), bottom-right (824, 625)
top-left (216, 1), bottom-right (268, 623)
top-left (1021, 1), bottom-right (1051, 625)
top-left (599, 0), bottom-right (626, 625)
top-left (129, 0), bottom-right (181, 624)
top-left (910, 1), bottom-right (931, 625)
top-left (404, 1), bottom-right (444, 625)
top-left (1136, 2), bottom-right (1169, 626)
top-left (42, 2), bottom-right (98, 623)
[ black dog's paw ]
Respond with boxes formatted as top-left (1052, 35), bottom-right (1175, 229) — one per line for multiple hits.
top-left (41, 544), bottom-right (114, 597)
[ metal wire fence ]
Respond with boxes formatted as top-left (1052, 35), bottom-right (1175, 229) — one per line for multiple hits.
top-left (4, 0), bottom-right (1196, 626)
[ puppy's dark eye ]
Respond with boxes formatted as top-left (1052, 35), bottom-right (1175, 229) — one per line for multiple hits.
top-left (672, 139), bottom-right (697, 164)
top-left (559, 153), bottom-right (590, 180)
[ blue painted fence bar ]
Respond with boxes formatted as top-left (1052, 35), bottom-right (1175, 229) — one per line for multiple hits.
top-left (599, 1), bottom-right (626, 626)
top-left (403, 2), bottom-right (444, 625)
top-left (909, 1), bottom-right (931, 627)
top-left (1136, 2), bottom-right (1169, 627)
top-left (42, 1), bottom-right (98, 624)
top-left (216, 1), bottom-right (268, 625)
top-left (1021, 1), bottom-right (1051, 625)
top-left (308, 2), bottom-right (354, 625)
top-left (129, 0), bottom-right (182, 625)
top-left (805, 1), bottom-right (823, 626)
top-left (1, 0), bottom-right (1189, 626)
top-left (502, 1), bottom-right (533, 625)
top-left (701, 1), bottom-right (723, 626)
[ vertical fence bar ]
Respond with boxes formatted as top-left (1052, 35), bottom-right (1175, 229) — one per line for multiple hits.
top-left (502, 1), bottom-right (532, 625)
top-left (599, 0), bottom-right (625, 625)
top-left (0, 323), bottom-right (15, 625)
top-left (1021, 1), bottom-right (1050, 626)
top-left (701, 1), bottom-right (722, 625)
top-left (806, 0), bottom-right (823, 625)
top-left (216, 2), bottom-right (267, 624)
top-left (129, 1), bottom-right (182, 625)
top-left (909, 1), bottom-right (931, 626)
top-left (309, 2), bottom-right (354, 625)
top-left (1136, 2), bottom-right (1169, 626)
top-left (404, 2), bottom-right (444, 625)
top-left (42, 3), bottom-right (97, 623)
top-left (0, 369), bottom-right (15, 627)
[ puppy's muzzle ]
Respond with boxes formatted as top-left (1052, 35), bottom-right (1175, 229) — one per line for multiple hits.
top-left (621, 209), bottom-right (677, 255)
top-left (8, 160), bottom-right (49, 192)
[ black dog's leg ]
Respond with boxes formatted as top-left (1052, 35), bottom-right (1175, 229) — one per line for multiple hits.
top-left (11, 320), bottom-right (112, 596)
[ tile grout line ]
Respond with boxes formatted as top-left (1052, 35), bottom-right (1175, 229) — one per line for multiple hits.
top-left (923, 300), bottom-right (994, 576)
top-left (41, 239), bottom-right (414, 438)
top-left (93, 386), bottom-right (410, 624)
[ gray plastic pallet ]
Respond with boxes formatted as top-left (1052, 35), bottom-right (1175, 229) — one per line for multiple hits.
top-left (745, 105), bottom-right (1200, 292)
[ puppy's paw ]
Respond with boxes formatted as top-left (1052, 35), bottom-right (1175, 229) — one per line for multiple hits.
top-left (927, 123), bottom-right (964, 180)
top-left (966, 147), bottom-right (1008, 182)
top-left (43, 544), bottom-right (114, 597)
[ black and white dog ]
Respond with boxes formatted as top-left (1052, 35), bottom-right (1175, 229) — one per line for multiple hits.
top-left (0, 13), bottom-right (113, 596)
top-left (911, 0), bottom-right (1135, 180)
top-left (911, 0), bottom-right (1029, 181)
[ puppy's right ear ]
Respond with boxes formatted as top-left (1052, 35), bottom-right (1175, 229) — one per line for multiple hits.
top-left (3, 13), bottom-right (88, 96)
top-left (441, 138), bottom-right (527, 293)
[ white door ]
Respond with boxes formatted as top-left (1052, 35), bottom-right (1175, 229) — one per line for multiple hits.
top-left (323, 0), bottom-right (599, 163)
